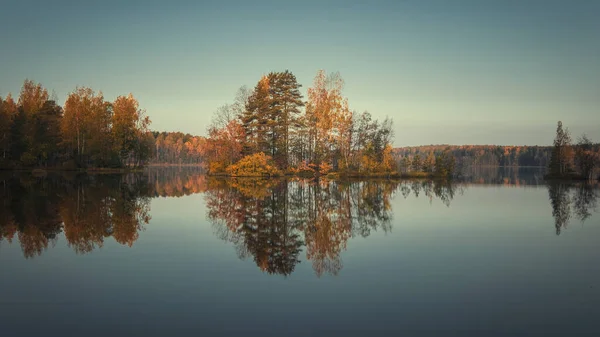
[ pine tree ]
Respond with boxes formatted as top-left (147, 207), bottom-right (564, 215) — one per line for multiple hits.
top-left (241, 76), bottom-right (272, 156)
top-left (269, 70), bottom-right (304, 168)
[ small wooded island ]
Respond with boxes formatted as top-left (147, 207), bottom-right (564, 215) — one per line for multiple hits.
top-left (545, 121), bottom-right (600, 181)
top-left (0, 73), bottom-right (598, 180)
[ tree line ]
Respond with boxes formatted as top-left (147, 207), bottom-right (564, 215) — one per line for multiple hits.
top-left (0, 80), bottom-right (153, 169)
top-left (394, 145), bottom-right (554, 169)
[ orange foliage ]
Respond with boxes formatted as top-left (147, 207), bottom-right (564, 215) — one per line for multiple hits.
top-left (226, 152), bottom-right (282, 177)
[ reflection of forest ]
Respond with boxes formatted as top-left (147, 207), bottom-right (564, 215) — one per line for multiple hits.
top-left (2, 169), bottom-right (597, 266)
top-left (0, 168), bottom-right (210, 258)
top-left (206, 178), bottom-right (459, 277)
top-left (0, 172), bottom-right (152, 258)
top-left (548, 182), bottom-right (599, 235)
top-left (459, 166), bottom-right (546, 186)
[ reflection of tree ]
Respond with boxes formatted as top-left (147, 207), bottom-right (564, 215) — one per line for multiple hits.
top-left (398, 180), bottom-right (460, 207)
top-left (206, 178), bottom-right (404, 277)
top-left (0, 173), bottom-right (152, 258)
top-left (207, 179), bottom-right (303, 276)
top-left (147, 167), bottom-right (207, 197)
top-left (572, 184), bottom-right (599, 223)
top-left (547, 182), bottom-right (599, 235)
top-left (459, 166), bottom-right (545, 186)
top-left (0, 174), bottom-right (62, 258)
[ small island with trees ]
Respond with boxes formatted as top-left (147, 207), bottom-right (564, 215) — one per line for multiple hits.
top-left (198, 69), bottom-right (456, 179)
top-left (545, 121), bottom-right (600, 181)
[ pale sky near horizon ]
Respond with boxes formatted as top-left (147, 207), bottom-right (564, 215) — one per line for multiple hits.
top-left (1, 0), bottom-right (598, 146)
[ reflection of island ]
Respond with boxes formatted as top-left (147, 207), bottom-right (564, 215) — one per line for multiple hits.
top-left (205, 178), bottom-right (461, 277)
top-left (548, 182), bottom-right (599, 235)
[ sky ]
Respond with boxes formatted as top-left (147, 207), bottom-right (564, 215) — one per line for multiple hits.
top-left (1, 0), bottom-right (598, 146)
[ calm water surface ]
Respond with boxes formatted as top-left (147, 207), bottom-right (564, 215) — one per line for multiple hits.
top-left (1, 168), bottom-right (599, 336)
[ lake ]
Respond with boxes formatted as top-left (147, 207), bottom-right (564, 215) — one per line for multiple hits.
top-left (1, 168), bottom-right (599, 336)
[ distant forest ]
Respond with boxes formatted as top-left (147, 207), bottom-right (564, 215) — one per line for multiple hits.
top-left (394, 145), bottom-right (554, 168)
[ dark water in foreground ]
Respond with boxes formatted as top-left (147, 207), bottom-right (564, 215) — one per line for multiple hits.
top-left (1, 168), bottom-right (599, 336)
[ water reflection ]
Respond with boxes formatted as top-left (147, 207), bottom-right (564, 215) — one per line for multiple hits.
top-left (0, 173), bottom-right (151, 257)
top-left (205, 178), bottom-right (461, 276)
top-left (399, 179), bottom-right (462, 207)
top-left (459, 166), bottom-right (546, 186)
top-left (548, 182), bottom-right (599, 235)
top-left (1, 170), bottom-right (599, 271)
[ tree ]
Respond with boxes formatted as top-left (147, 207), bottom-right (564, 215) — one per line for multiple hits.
top-left (112, 94), bottom-right (139, 164)
top-left (62, 87), bottom-right (113, 166)
top-left (574, 134), bottom-right (600, 181)
top-left (0, 95), bottom-right (15, 160)
top-left (225, 152), bottom-right (281, 177)
top-left (269, 70), bottom-right (304, 168)
top-left (211, 86), bottom-right (252, 131)
top-left (241, 75), bottom-right (272, 156)
top-left (412, 154), bottom-right (422, 172)
top-left (13, 80), bottom-right (55, 166)
top-left (549, 121), bottom-right (573, 176)
top-left (423, 151), bottom-right (436, 173)
top-left (434, 150), bottom-right (456, 177)
top-left (199, 120), bottom-right (245, 173)
top-left (305, 70), bottom-right (352, 169)
top-left (112, 93), bottom-right (151, 167)
top-left (30, 100), bottom-right (63, 166)
top-left (18, 79), bottom-right (49, 116)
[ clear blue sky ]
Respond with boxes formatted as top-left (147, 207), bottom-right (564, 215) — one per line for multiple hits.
top-left (1, 0), bottom-right (598, 146)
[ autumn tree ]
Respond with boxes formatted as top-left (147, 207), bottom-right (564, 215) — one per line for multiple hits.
top-left (549, 121), bottom-right (573, 176)
top-left (29, 100), bottom-right (63, 166)
top-left (0, 95), bottom-right (16, 160)
top-left (412, 154), bottom-right (422, 172)
top-left (423, 151), bottom-right (436, 173)
top-left (574, 134), bottom-right (600, 181)
top-left (434, 149), bottom-right (456, 178)
top-left (199, 120), bottom-right (245, 173)
top-left (305, 70), bottom-right (349, 167)
top-left (62, 87), bottom-right (113, 167)
top-left (112, 94), bottom-right (152, 167)
top-left (18, 79), bottom-right (49, 116)
top-left (12, 80), bottom-right (62, 166)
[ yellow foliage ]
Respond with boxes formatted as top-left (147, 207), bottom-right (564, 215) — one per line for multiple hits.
top-left (360, 155), bottom-right (379, 172)
top-left (381, 144), bottom-right (395, 172)
top-left (226, 178), bottom-right (281, 199)
top-left (226, 152), bottom-right (282, 177)
top-left (319, 162), bottom-right (333, 174)
top-left (209, 161), bottom-right (227, 174)
top-left (288, 160), bottom-right (317, 175)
